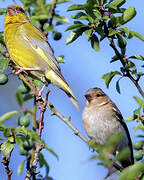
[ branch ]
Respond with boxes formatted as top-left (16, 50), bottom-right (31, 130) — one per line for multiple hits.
top-left (49, 0), bottom-right (58, 26)
top-left (46, 101), bottom-right (88, 143)
top-left (2, 151), bottom-right (13, 180)
top-left (109, 38), bottom-right (144, 98)
top-left (103, 21), bottom-right (144, 98)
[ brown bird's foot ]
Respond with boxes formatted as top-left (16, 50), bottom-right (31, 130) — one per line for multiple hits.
top-left (31, 84), bottom-right (46, 102)
top-left (36, 84), bottom-right (46, 101)
top-left (12, 66), bottom-right (40, 75)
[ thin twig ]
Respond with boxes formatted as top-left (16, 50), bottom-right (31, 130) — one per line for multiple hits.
top-left (49, 0), bottom-right (58, 26)
top-left (30, 90), bottom-right (50, 179)
top-left (109, 38), bottom-right (144, 98)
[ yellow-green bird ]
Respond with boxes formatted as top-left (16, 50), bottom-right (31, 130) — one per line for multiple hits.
top-left (4, 4), bottom-right (79, 110)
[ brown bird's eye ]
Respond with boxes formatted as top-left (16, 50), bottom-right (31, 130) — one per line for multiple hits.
top-left (16, 7), bottom-right (25, 13)
top-left (96, 93), bottom-right (101, 97)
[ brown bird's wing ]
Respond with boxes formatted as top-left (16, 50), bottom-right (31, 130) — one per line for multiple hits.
top-left (111, 101), bottom-right (134, 167)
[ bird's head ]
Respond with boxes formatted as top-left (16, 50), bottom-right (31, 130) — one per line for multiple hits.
top-left (5, 5), bottom-right (28, 26)
top-left (84, 88), bottom-right (109, 106)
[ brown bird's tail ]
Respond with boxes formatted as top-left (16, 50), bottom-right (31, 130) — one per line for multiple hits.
top-left (45, 70), bottom-right (79, 110)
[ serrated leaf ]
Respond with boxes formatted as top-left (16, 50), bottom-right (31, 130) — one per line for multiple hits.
top-left (0, 110), bottom-right (19, 123)
top-left (118, 162), bottom-right (144, 180)
top-left (134, 96), bottom-right (144, 108)
top-left (1, 141), bottom-right (14, 156)
top-left (67, 4), bottom-right (86, 11)
top-left (102, 71), bottom-right (121, 88)
top-left (122, 6), bottom-right (136, 25)
top-left (17, 160), bottom-right (25, 175)
top-left (91, 34), bottom-right (100, 51)
top-left (0, 58), bottom-right (10, 74)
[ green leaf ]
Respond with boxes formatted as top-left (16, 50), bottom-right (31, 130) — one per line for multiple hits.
top-left (102, 71), bottom-right (121, 88)
top-left (133, 31), bottom-right (144, 41)
top-left (0, 8), bottom-right (6, 15)
top-left (111, 0), bottom-right (126, 7)
top-left (117, 34), bottom-right (127, 48)
top-left (116, 78), bottom-right (121, 94)
top-left (93, 9), bottom-right (101, 17)
top-left (33, 79), bottom-right (42, 90)
top-left (15, 91), bottom-right (24, 107)
top-left (56, 0), bottom-right (72, 4)
top-left (43, 24), bottom-right (54, 33)
top-left (85, 29), bottom-right (92, 41)
top-left (118, 162), bottom-right (144, 180)
top-left (72, 12), bottom-right (88, 20)
top-left (134, 108), bottom-right (141, 119)
top-left (134, 96), bottom-right (144, 108)
top-left (125, 116), bottom-right (134, 121)
top-left (23, 94), bottom-right (33, 102)
top-left (0, 110), bottom-right (19, 123)
top-left (44, 145), bottom-right (59, 160)
top-left (66, 30), bottom-right (82, 45)
top-left (105, 4), bottom-right (117, 10)
top-left (67, 4), bottom-right (86, 11)
top-left (56, 56), bottom-right (65, 63)
top-left (0, 58), bottom-right (10, 74)
top-left (0, 124), bottom-right (6, 131)
top-left (38, 153), bottom-right (49, 176)
top-left (54, 15), bottom-right (69, 23)
top-left (129, 55), bottom-right (144, 60)
top-left (133, 124), bottom-right (144, 133)
top-left (91, 34), bottom-right (100, 51)
top-left (17, 161), bottom-right (25, 175)
top-left (66, 24), bottom-right (89, 31)
top-left (108, 28), bottom-right (118, 36)
top-left (1, 141), bottom-right (14, 156)
top-left (122, 6), bottom-right (136, 25)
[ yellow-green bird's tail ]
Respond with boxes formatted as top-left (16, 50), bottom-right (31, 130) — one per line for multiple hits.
top-left (45, 70), bottom-right (79, 110)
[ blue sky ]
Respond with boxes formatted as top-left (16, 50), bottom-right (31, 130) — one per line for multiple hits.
top-left (0, 0), bottom-right (144, 180)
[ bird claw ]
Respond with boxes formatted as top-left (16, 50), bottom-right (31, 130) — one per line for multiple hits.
top-left (12, 66), bottom-right (40, 75)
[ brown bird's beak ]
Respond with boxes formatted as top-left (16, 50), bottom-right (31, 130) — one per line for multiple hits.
top-left (7, 6), bottom-right (17, 16)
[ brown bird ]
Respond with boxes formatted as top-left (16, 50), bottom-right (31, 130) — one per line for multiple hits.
top-left (82, 88), bottom-right (134, 169)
